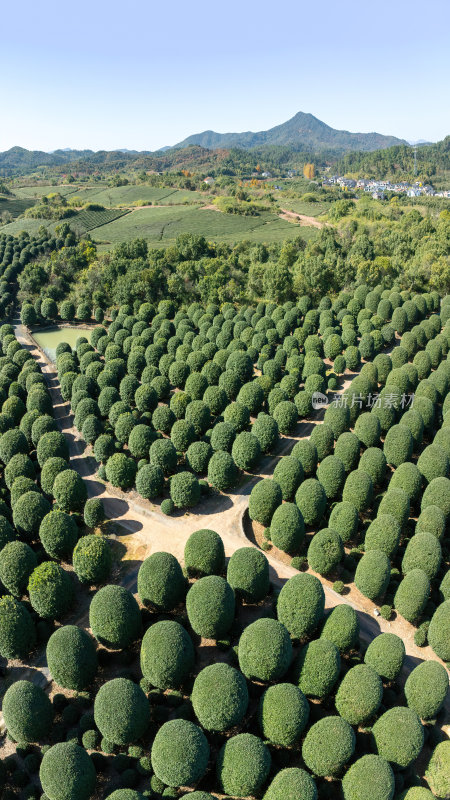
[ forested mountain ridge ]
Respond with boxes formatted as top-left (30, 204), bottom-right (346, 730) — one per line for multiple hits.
top-left (335, 136), bottom-right (450, 182)
top-left (173, 111), bottom-right (407, 152)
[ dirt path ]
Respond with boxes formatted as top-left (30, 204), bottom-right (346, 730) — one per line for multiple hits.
top-left (8, 324), bottom-right (449, 718)
top-left (279, 208), bottom-right (325, 228)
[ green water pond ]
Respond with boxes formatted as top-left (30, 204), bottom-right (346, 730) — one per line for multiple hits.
top-left (33, 327), bottom-right (92, 362)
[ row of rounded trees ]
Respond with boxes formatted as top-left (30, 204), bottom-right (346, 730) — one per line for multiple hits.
top-left (50, 284), bottom-right (440, 514)
top-left (248, 308), bottom-right (450, 662)
top-left (1, 527), bottom-right (448, 800)
top-left (0, 325), bottom-right (112, 665)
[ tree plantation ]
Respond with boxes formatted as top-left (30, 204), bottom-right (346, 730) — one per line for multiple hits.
top-left (0, 218), bottom-right (447, 800)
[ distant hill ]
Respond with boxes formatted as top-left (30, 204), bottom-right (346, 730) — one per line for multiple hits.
top-left (172, 111), bottom-right (407, 153)
top-left (335, 136), bottom-right (450, 183)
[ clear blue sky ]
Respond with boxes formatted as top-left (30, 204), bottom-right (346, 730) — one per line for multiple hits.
top-left (2, 0), bottom-right (449, 152)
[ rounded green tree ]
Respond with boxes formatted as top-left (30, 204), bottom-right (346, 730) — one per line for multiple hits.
top-left (140, 620), bottom-right (195, 689)
top-left (46, 625), bottom-right (98, 691)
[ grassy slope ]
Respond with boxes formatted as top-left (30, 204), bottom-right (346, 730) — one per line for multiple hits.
top-left (90, 206), bottom-right (314, 247)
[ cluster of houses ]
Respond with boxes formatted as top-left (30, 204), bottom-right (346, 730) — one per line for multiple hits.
top-left (322, 175), bottom-right (450, 200)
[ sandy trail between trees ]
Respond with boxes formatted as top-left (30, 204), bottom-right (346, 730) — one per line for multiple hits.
top-left (5, 323), bottom-right (448, 725)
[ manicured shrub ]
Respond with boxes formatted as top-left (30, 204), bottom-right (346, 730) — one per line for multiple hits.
top-left (46, 625), bottom-right (98, 691)
top-left (355, 550), bottom-right (390, 600)
top-left (28, 561), bottom-right (74, 619)
top-left (342, 755), bottom-right (394, 800)
top-left (135, 384), bottom-right (158, 413)
top-left (412, 395), bottom-right (435, 429)
top-left (127, 425), bottom-right (154, 459)
top-left (291, 438), bottom-right (318, 475)
top-left (186, 575), bottom-right (235, 639)
top-left (417, 444), bottom-right (449, 484)
top-left (207, 450), bottom-right (238, 491)
top-left (355, 413), bottom-right (382, 448)
top-left (342, 470), bottom-right (373, 512)
top-left (210, 420), bottom-right (236, 453)
top-left (140, 620), bottom-right (195, 689)
top-left (390, 462), bottom-right (422, 502)
top-left (324, 403), bottom-right (350, 440)
top-left (192, 662), bottom-right (248, 731)
top-left (4, 452), bottom-right (35, 489)
top-left (249, 478), bottom-right (282, 526)
top-left (364, 632), bottom-right (405, 680)
top-left (0, 428), bottom-right (28, 464)
top-left (223, 401), bottom-right (250, 432)
top-left (402, 533), bottom-right (441, 579)
top-left (359, 447), bottom-right (387, 487)
top-left (270, 502), bottom-right (305, 553)
top-left (378, 488), bottom-right (410, 528)
top-left (94, 678), bottom-right (150, 745)
top-left (295, 638), bottom-right (340, 697)
top-left (397, 790), bottom-right (433, 800)
top-left (50, 465), bottom-right (87, 511)
top-left (83, 498), bottom-right (105, 528)
top-left (365, 515), bottom-right (401, 558)
top-left (216, 733), bottom-right (271, 797)
top-left (425, 740), bottom-right (450, 798)
top-left (335, 431), bottom-right (361, 471)
top-left (185, 400), bottom-right (211, 436)
top-left (421, 475), bottom-right (450, 518)
top-left (170, 420), bottom-right (196, 454)
top-left (106, 792), bottom-right (145, 800)
top-left (151, 719), bottom-right (210, 787)
top-left (302, 716), bottom-right (355, 777)
top-left (277, 572), bottom-right (325, 639)
top-left (440, 570), bottom-right (450, 601)
top-left (39, 510), bottom-right (78, 560)
top-left (73, 535), bottom-right (112, 584)
top-left (0, 596), bottom-right (36, 659)
top-left (89, 584), bottom-right (141, 649)
top-left (184, 528), bottom-right (225, 577)
top-left (40, 741), bottom-right (96, 800)
top-left (238, 617), bottom-right (292, 681)
top-left (336, 663), bottom-right (383, 724)
top-left (258, 684), bottom-right (309, 748)
top-left (320, 604), bottom-right (359, 653)
top-left (310, 423), bottom-right (334, 461)
top-left (328, 501), bottom-right (359, 543)
top-left (273, 400), bottom-right (298, 434)
top-left (295, 478), bottom-right (327, 526)
top-left (134, 464), bottom-right (163, 500)
top-left (263, 768), bottom-right (317, 800)
top-left (12, 490), bottom-right (50, 537)
top-left (0, 541), bottom-right (36, 597)
top-left (372, 707), bottom-right (424, 769)
top-left (252, 413), bottom-right (279, 453)
top-left (161, 497), bottom-right (174, 515)
top-left (404, 660), bottom-right (449, 720)
top-left (227, 546), bottom-right (269, 602)
top-left (317, 454), bottom-right (346, 499)
top-left (3, 680), bottom-right (53, 743)
top-left (149, 438), bottom-right (177, 474)
top-left (137, 550), bottom-right (185, 611)
top-left (237, 381), bottom-right (264, 414)
top-left (170, 471), bottom-right (200, 509)
top-left (36, 431), bottom-right (69, 469)
top-left (114, 412), bottom-right (136, 445)
top-left (105, 454), bottom-right (137, 491)
top-left (428, 600), bottom-right (450, 661)
top-left (40, 457), bottom-right (70, 495)
top-left (307, 528), bottom-right (343, 575)
top-left (185, 441), bottom-right (212, 474)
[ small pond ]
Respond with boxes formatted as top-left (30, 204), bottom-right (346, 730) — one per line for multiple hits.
top-left (33, 327), bottom-right (92, 363)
